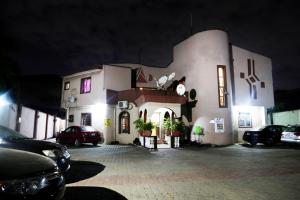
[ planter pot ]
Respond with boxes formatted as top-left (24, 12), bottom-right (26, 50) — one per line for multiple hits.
top-left (138, 131), bottom-right (144, 137)
top-left (171, 131), bottom-right (182, 137)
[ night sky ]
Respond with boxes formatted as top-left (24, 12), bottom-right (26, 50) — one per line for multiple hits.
top-left (1, 0), bottom-right (299, 90)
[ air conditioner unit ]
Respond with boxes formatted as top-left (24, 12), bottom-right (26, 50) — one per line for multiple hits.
top-left (118, 100), bottom-right (129, 109)
top-left (68, 96), bottom-right (77, 103)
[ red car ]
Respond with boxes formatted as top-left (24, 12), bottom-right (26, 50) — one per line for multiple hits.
top-left (57, 126), bottom-right (102, 147)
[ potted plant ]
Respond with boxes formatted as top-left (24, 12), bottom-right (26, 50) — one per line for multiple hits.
top-left (143, 121), bottom-right (154, 136)
top-left (163, 118), bottom-right (173, 136)
top-left (133, 118), bottom-right (145, 136)
top-left (172, 120), bottom-right (184, 136)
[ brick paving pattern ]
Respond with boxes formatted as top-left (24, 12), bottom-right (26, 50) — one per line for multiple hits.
top-left (66, 144), bottom-right (300, 200)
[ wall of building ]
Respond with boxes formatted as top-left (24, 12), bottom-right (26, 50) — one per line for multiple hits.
top-left (168, 30), bottom-right (233, 145)
top-left (232, 46), bottom-right (274, 107)
top-left (115, 103), bottom-right (139, 144)
top-left (231, 106), bottom-right (266, 142)
top-left (62, 69), bottom-right (104, 108)
top-left (103, 65), bottom-right (132, 91)
top-left (273, 109), bottom-right (300, 126)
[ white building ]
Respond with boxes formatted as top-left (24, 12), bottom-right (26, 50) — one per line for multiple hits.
top-left (61, 30), bottom-right (274, 145)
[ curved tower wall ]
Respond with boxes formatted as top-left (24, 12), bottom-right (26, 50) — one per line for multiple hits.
top-left (168, 30), bottom-right (233, 145)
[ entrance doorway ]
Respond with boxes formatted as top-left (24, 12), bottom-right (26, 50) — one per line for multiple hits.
top-left (150, 108), bottom-right (176, 146)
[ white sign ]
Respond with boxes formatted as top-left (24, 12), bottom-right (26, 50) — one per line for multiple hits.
top-left (214, 118), bottom-right (224, 133)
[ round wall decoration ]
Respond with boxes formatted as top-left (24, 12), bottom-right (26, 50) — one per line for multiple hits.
top-left (176, 84), bottom-right (186, 96)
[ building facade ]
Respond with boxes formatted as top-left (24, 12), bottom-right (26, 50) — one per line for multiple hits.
top-left (61, 30), bottom-right (274, 145)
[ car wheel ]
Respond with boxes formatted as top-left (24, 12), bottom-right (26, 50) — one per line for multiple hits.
top-left (264, 138), bottom-right (274, 146)
top-left (250, 140), bottom-right (257, 146)
top-left (74, 139), bottom-right (81, 147)
top-left (93, 142), bottom-right (98, 146)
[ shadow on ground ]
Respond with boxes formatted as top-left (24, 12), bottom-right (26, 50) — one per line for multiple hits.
top-left (241, 143), bottom-right (300, 149)
top-left (64, 160), bottom-right (105, 184)
top-left (65, 186), bottom-right (127, 200)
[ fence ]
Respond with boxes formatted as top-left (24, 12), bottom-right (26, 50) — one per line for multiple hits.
top-left (272, 109), bottom-right (300, 126)
top-left (0, 103), bottom-right (65, 139)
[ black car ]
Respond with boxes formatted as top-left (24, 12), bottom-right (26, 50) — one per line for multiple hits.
top-left (243, 125), bottom-right (287, 146)
top-left (0, 148), bottom-right (65, 200)
top-left (0, 125), bottom-right (70, 172)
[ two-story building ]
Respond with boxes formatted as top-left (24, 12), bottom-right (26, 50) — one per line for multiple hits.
top-left (61, 30), bottom-right (274, 145)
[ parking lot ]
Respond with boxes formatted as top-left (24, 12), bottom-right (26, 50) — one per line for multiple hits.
top-left (63, 144), bottom-right (300, 200)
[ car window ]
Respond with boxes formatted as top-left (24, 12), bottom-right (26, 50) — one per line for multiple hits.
top-left (80, 126), bottom-right (96, 132)
top-left (65, 127), bottom-right (73, 133)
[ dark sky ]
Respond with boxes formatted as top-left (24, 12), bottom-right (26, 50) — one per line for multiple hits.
top-left (1, 0), bottom-right (299, 90)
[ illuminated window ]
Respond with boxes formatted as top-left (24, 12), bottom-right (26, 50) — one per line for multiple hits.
top-left (80, 77), bottom-right (91, 94)
top-left (119, 111), bottom-right (130, 134)
top-left (64, 82), bottom-right (70, 90)
top-left (217, 65), bottom-right (227, 108)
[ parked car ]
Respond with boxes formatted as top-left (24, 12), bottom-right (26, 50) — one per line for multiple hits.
top-left (243, 125), bottom-right (287, 146)
top-left (281, 125), bottom-right (300, 144)
top-left (56, 126), bottom-right (102, 147)
top-left (0, 148), bottom-right (65, 200)
top-left (0, 125), bottom-right (70, 172)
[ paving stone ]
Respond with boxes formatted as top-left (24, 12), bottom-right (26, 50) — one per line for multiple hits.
top-left (65, 144), bottom-right (300, 200)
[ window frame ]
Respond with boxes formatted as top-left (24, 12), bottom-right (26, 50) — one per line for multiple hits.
top-left (217, 65), bottom-right (228, 108)
top-left (80, 77), bottom-right (92, 94)
top-left (64, 81), bottom-right (70, 90)
top-left (119, 111), bottom-right (130, 134)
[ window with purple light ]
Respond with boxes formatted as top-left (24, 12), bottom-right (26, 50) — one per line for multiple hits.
top-left (80, 77), bottom-right (91, 94)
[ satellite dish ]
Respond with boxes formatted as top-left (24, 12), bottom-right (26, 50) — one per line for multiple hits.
top-left (190, 89), bottom-right (197, 100)
top-left (176, 84), bottom-right (186, 96)
top-left (158, 75), bottom-right (168, 87)
top-left (168, 72), bottom-right (176, 81)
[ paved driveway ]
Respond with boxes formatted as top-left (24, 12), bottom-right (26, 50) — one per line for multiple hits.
top-left (64, 144), bottom-right (300, 200)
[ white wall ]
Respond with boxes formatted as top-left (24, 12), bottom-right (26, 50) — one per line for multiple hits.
top-left (232, 106), bottom-right (266, 142)
top-left (168, 30), bottom-right (233, 145)
top-left (103, 65), bottom-right (131, 91)
top-left (62, 69), bottom-right (104, 108)
top-left (273, 109), bottom-right (300, 126)
top-left (115, 103), bottom-right (139, 144)
top-left (36, 112), bottom-right (47, 140)
top-left (47, 115), bottom-right (54, 139)
top-left (20, 107), bottom-right (35, 138)
top-left (68, 104), bottom-right (108, 143)
top-left (232, 46), bottom-right (274, 107)
top-left (0, 104), bottom-right (17, 130)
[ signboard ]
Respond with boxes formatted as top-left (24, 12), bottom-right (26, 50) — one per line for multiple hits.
top-left (104, 118), bottom-right (112, 128)
top-left (214, 118), bottom-right (224, 133)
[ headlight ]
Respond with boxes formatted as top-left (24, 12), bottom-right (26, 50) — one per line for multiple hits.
top-left (42, 150), bottom-right (60, 158)
top-left (0, 176), bottom-right (49, 195)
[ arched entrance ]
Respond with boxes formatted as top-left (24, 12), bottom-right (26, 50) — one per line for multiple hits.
top-left (150, 107), bottom-right (177, 145)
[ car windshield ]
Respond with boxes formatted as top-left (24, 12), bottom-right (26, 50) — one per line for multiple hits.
top-left (285, 126), bottom-right (300, 132)
top-left (80, 126), bottom-right (97, 132)
top-left (255, 126), bottom-right (267, 131)
top-left (0, 125), bottom-right (28, 141)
